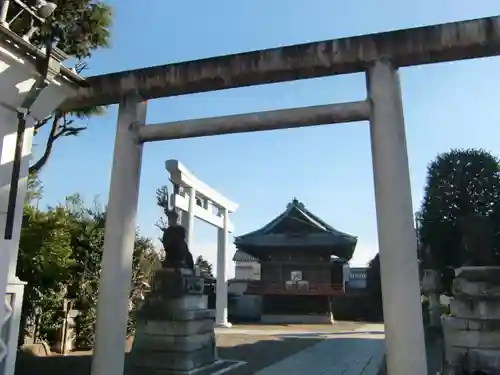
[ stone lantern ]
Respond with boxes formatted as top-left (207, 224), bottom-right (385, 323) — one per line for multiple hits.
top-left (421, 268), bottom-right (442, 328)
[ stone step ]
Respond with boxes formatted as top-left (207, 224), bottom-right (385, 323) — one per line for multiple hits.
top-left (127, 344), bottom-right (216, 372)
top-left (443, 346), bottom-right (500, 372)
top-left (450, 298), bottom-right (500, 320)
top-left (442, 316), bottom-right (500, 331)
top-left (454, 267), bottom-right (500, 284)
top-left (443, 327), bottom-right (500, 349)
top-left (138, 295), bottom-right (210, 320)
top-left (453, 277), bottom-right (500, 298)
top-left (138, 318), bottom-right (214, 336)
top-left (133, 332), bottom-right (215, 352)
top-left (137, 308), bottom-right (215, 322)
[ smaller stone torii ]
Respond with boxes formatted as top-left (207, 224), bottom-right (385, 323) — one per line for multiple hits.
top-left (165, 159), bottom-right (238, 328)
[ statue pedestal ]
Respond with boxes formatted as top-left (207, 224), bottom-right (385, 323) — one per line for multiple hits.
top-left (442, 266), bottom-right (500, 375)
top-left (126, 268), bottom-right (217, 374)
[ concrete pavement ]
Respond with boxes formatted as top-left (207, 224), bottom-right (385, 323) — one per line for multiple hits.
top-left (216, 323), bottom-right (385, 375)
top-left (254, 332), bottom-right (385, 375)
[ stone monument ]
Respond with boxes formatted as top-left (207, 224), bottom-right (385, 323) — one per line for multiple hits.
top-left (126, 201), bottom-right (217, 374)
top-left (422, 268), bottom-right (442, 329)
top-left (442, 215), bottom-right (500, 375)
top-left (52, 299), bottom-right (78, 354)
top-left (421, 246), bottom-right (442, 329)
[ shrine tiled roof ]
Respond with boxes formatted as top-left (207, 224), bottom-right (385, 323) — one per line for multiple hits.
top-left (234, 198), bottom-right (357, 255)
top-left (232, 250), bottom-right (259, 262)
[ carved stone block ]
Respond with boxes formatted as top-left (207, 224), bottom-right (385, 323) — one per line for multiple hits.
top-left (133, 331), bottom-right (215, 352)
top-left (138, 295), bottom-right (208, 320)
top-left (442, 266), bottom-right (500, 375)
top-left (139, 318), bottom-right (214, 336)
top-left (151, 268), bottom-right (204, 298)
top-left (126, 268), bottom-right (217, 375)
top-left (449, 298), bottom-right (500, 320)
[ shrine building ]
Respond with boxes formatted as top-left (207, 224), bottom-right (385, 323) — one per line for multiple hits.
top-left (234, 198), bottom-right (357, 324)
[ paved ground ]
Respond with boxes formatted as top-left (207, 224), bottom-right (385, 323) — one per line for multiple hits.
top-left (215, 322), bottom-right (385, 375)
top-left (15, 322), bottom-right (385, 375)
top-left (253, 334), bottom-right (384, 375)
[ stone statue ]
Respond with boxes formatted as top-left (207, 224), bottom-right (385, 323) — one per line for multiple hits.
top-left (156, 184), bottom-right (194, 270)
top-left (459, 214), bottom-right (497, 266)
top-left (161, 210), bottom-right (194, 270)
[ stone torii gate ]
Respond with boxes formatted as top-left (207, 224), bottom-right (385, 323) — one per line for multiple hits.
top-left (60, 15), bottom-right (500, 375)
top-left (165, 159), bottom-right (238, 328)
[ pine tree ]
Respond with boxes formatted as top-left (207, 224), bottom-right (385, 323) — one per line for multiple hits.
top-left (8, 0), bottom-right (113, 173)
top-left (195, 255), bottom-right (214, 278)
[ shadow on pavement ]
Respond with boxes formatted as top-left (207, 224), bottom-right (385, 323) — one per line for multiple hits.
top-left (15, 334), bottom-right (385, 375)
top-left (15, 335), bottom-right (321, 375)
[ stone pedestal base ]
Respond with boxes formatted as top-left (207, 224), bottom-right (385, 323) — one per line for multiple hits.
top-left (261, 313), bottom-right (334, 325)
top-left (442, 266), bottom-right (500, 375)
top-left (215, 321), bottom-right (232, 328)
top-left (126, 269), bottom-right (217, 374)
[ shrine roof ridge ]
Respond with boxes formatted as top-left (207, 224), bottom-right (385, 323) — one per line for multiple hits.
top-left (234, 198), bottom-right (357, 246)
top-left (232, 250), bottom-right (258, 262)
top-left (234, 233), bottom-right (357, 248)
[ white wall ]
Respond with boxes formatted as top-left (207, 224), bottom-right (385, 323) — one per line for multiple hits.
top-left (0, 41), bottom-right (79, 375)
top-left (234, 261), bottom-right (260, 280)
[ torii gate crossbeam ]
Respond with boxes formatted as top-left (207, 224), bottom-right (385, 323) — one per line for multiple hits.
top-left (61, 16), bottom-right (500, 112)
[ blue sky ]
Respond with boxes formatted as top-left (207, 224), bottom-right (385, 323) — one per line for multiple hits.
top-left (35, 1), bottom-right (500, 277)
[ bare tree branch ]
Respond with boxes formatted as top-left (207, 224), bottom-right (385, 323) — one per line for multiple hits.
top-left (155, 217), bottom-right (167, 231)
top-left (29, 116), bottom-right (60, 174)
top-left (29, 112), bottom-right (88, 174)
top-left (33, 116), bottom-right (53, 134)
top-left (156, 186), bottom-right (171, 217)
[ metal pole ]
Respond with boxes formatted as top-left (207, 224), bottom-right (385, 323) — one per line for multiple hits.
top-left (91, 96), bottom-right (147, 375)
top-left (4, 112), bottom-right (26, 240)
top-left (367, 58), bottom-right (427, 375)
top-left (138, 101), bottom-right (370, 142)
